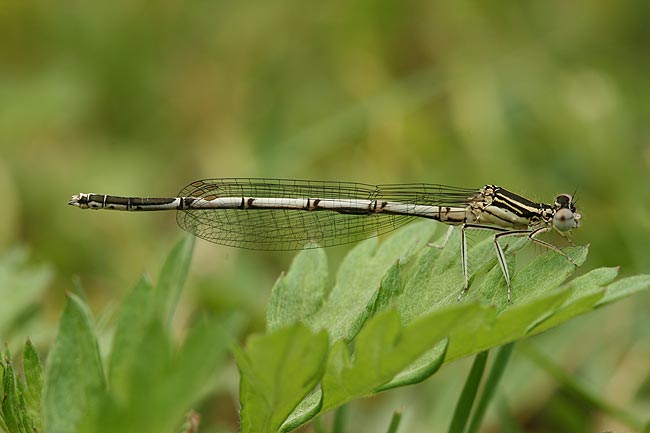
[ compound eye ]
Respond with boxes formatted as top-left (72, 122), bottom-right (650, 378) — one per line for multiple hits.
top-left (553, 208), bottom-right (577, 232)
top-left (554, 194), bottom-right (573, 209)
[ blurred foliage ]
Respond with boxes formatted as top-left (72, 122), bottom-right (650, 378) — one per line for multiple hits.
top-left (0, 249), bottom-right (51, 349)
top-left (41, 236), bottom-right (236, 433)
top-left (0, 0), bottom-right (649, 432)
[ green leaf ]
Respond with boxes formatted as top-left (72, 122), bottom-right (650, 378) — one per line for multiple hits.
top-left (115, 320), bottom-right (172, 414)
top-left (280, 389), bottom-right (323, 433)
top-left (595, 274), bottom-right (650, 308)
top-left (15, 373), bottom-right (31, 432)
top-left (372, 261), bottom-right (403, 314)
top-left (0, 343), bottom-right (41, 433)
top-left (267, 248), bottom-right (328, 331)
top-left (527, 267), bottom-right (617, 334)
top-left (320, 303), bottom-right (481, 412)
top-left (80, 320), bottom-right (172, 433)
top-left (155, 234), bottom-right (195, 326)
top-left (445, 247), bottom-right (588, 362)
top-left (237, 323), bottom-right (329, 433)
top-left (307, 220), bottom-right (437, 342)
top-left (397, 230), bottom-right (522, 318)
top-left (255, 222), bottom-right (650, 432)
top-left (377, 340), bottom-right (448, 391)
top-left (78, 235), bottom-right (231, 433)
top-left (43, 293), bottom-right (105, 433)
top-left (501, 246), bottom-right (589, 304)
top-left (22, 339), bottom-right (42, 427)
top-left (168, 316), bottom-right (234, 410)
top-left (2, 354), bottom-right (23, 433)
top-left (83, 316), bottom-right (232, 433)
top-left (108, 276), bottom-right (155, 399)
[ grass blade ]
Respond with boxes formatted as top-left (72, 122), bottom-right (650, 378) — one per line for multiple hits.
top-left (332, 405), bottom-right (347, 433)
top-left (155, 234), bottom-right (195, 326)
top-left (466, 343), bottom-right (515, 433)
top-left (448, 351), bottom-right (488, 433)
top-left (385, 411), bottom-right (402, 433)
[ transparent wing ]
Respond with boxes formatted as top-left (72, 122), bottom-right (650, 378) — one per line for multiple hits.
top-left (176, 178), bottom-right (476, 250)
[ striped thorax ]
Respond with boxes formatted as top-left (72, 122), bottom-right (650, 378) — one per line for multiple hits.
top-left (467, 185), bottom-right (581, 233)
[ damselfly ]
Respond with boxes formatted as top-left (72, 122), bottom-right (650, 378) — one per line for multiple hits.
top-left (69, 178), bottom-right (581, 302)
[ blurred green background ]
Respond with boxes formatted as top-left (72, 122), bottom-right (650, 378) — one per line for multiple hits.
top-left (1, 1), bottom-right (649, 432)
